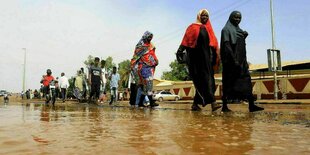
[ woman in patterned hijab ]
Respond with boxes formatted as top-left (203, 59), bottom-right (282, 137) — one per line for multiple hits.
top-left (131, 31), bottom-right (159, 107)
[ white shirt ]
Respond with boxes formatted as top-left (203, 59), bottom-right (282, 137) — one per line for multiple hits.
top-left (110, 73), bottom-right (120, 88)
top-left (101, 68), bottom-right (107, 84)
top-left (59, 76), bottom-right (70, 89)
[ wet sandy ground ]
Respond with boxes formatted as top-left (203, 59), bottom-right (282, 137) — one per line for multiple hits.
top-left (0, 101), bottom-right (309, 155)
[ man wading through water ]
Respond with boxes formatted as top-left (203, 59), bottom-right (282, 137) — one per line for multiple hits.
top-left (88, 57), bottom-right (103, 103)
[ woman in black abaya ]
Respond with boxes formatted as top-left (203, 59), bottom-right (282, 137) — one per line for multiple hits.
top-left (220, 11), bottom-right (264, 112)
top-left (177, 9), bottom-right (221, 111)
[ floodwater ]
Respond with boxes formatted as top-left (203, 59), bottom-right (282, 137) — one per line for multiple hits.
top-left (0, 102), bottom-right (309, 155)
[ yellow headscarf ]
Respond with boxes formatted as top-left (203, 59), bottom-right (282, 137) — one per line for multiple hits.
top-left (196, 9), bottom-right (210, 24)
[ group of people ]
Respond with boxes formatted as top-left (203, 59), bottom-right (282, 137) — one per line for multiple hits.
top-left (21, 89), bottom-right (40, 99)
top-left (176, 9), bottom-right (264, 112)
top-left (84, 57), bottom-right (120, 104)
top-left (40, 69), bottom-right (70, 105)
top-left (38, 9), bottom-right (264, 112)
top-left (40, 57), bottom-right (121, 106)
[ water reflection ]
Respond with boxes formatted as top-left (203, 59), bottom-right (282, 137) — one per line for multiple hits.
top-left (0, 103), bottom-right (309, 154)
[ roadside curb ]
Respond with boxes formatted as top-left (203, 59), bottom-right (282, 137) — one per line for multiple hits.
top-left (160, 100), bottom-right (310, 105)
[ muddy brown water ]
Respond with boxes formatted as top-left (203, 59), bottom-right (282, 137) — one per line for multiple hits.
top-left (0, 102), bottom-right (309, 155)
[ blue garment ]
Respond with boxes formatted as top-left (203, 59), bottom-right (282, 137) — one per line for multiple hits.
top-left (110, 73), bottom-right (120, 88)
top-left (135, 87), bottom-right (149, 105)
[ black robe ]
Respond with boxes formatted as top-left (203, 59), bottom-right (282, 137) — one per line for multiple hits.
top-left (187, 26), bottom-right (216, 105)
top-left (221, 23), bottom-right (253, 101)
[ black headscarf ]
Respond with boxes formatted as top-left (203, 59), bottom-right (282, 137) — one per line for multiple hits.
top-left (222, 11), bottom-right (245, 44)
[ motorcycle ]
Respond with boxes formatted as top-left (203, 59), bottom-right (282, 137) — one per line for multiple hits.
top-left (45, 80), bottom-right (57, 106)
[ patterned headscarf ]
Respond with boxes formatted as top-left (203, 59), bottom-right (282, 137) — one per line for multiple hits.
top-left (142, 31), bottom-right (153, 41)
top-left (131, 31), bottom-right (154, 68)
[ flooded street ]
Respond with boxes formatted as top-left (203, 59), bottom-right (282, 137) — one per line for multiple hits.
top-left (0, 102), bottom-right (309, 155)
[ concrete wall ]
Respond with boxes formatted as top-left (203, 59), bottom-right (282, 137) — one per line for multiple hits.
top-left (154, 75), bottom-right (310, 100)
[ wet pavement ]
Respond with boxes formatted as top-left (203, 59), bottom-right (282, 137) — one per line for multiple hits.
top-left (0, 101), bottom-right (309, 155)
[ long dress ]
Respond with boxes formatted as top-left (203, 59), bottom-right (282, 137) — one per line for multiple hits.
top-left (187, 26), bottom-right (216, 105)
top-left (131, 32), bottom-right (158, 96)
top-left (74, 75), bottom-right (84, 100)
top-left (221, 25), bottom-right (253, 101)
top-left (219, 11), bottom-right (263, 112)
top-left (179, 19), bottom-right (219, 107)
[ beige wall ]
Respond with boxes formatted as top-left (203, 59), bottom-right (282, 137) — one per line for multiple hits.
top-left (154, 75), bottom-right (310, 100)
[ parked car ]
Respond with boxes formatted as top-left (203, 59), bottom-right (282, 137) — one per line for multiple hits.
top-left (153, 91), bottom-right (181, 102)
top-left (0, 90), bottom-right (8, 97)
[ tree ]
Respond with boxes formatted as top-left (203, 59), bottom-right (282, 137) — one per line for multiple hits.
top-left (83, 55), bottom-right (95, 67)
top-left (67, 77), bottom-right (75, 98)
top-left (104, 56), bottom-right (115, 73)
top-left (82, 55), bottom-right (116, 92)
top-left (161, 60), bottom-right (190, 81)
top-left (118, 60), bottom-right (131, 89)
top-left (102, 56), bottom-right (115, 92)
top-left (83, 55), bottom-right (115, 72)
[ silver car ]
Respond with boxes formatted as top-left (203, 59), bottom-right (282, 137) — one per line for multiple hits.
top-left (153, 91), bottom-right (181, 102)
top-left (0, 90), bottom-right (7, 97)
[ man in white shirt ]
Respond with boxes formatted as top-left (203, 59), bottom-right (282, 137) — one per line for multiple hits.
top-left (101, 60), bottom-right (108, 93)
top-left (109, 66), bottom-right (120, 104)
top-left (59, 72), bottom-right (70, 102)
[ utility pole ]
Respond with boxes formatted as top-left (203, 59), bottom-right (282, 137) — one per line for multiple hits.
top-left (270, 0), bottom-right (278, 100)
top-left (268, 0), bottom-right (281, 100)
top-left (22, 48), bottom-right (27, 94)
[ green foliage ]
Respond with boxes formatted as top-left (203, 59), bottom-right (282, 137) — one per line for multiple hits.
top-left (118, 60), bottom-right (131, 89)
top-left (83, 55), bottom-right (95, 67)
top-left (83, 55), bottom-right (115, 71)
top-left (67, 77), bottom-right (75, 98)
top-left (217, 63), bottom-right (223, 74)
top-left (104, 56), bottom-right (115, 73)
top-left (161, 60), bottom-right (190, 81)
top-left (102, 56), bottom-right (115, 92)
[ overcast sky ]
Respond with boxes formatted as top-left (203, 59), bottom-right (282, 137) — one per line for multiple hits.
top-left (0, 0), bottom-right (309, 92)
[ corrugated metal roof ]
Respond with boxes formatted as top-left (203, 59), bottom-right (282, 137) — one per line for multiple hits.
top-left (249, 60), bottom-right (310, 71)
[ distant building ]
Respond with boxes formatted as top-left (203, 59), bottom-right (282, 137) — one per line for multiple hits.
top-left (154, 60), bottom-right (310, 100)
